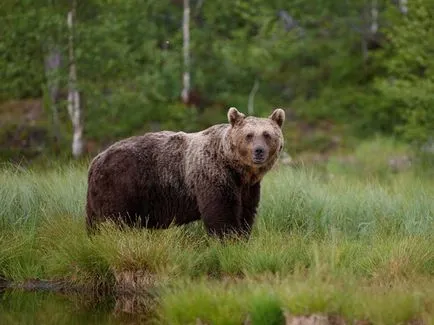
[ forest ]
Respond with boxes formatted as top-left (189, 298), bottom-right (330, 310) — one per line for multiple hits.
top-left (0, 0), bottom-right (432, 163)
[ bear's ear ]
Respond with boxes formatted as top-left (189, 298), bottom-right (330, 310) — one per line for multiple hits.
top-left (228, 107), bottom-right (245, 127)
top-left (269, 108), bottom-right (285, 129)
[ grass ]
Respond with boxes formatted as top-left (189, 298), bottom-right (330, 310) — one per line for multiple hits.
top-left (157, 276), bottom-right (434, 325)
top-left (0, 144), bottom-right (433, 324)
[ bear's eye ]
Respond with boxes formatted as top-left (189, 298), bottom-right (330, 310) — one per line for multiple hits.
top-left (263, 131), bottom-right (271, 139)
top-left (245, 133), bottom-right (254, 141)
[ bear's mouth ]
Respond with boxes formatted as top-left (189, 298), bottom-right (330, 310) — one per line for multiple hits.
top-left (252, 156), bottom-right (267, 165)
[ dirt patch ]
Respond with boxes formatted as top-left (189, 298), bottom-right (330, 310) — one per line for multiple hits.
top-left (284, 314), bottom-right (346, 325)
top-left (114, 269), bottom-right (161, 295)
top-left (0, 98), bottom-right (52, 161)
top-left (0, 99), bottom-right (44, 125)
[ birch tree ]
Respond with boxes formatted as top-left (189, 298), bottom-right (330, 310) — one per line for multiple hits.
top-left (371, 0), bottom-right (378, 34)
top-left (398, 0), bottom-right (408, 14)
top-left (181, 0), bottom-right (190, 104)
top-left (67, 0), bottom-right (84, 158)
top-left (44, 43), bottom-right (62, 146)
top-left (247, 79), bottom-right (259, 115)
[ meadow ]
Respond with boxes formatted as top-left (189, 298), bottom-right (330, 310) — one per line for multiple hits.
top-left (1, 138), bottom-right (433, 324)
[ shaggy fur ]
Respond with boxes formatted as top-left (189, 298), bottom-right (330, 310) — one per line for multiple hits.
top-left (85, 107), bottom-right (285, 238)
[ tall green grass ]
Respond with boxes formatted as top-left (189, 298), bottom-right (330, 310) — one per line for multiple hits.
top-left (260, 166), bottom-right (434, 238)
top-left (0, 163), bottom-right (87, 230)
top-left (0, 161), bottom-right (433, 282)
top-left (0, 151), bottom-right (433, 323)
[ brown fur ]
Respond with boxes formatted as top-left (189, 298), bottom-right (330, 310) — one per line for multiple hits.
top-left (85, 107), bottom-right (285, 238)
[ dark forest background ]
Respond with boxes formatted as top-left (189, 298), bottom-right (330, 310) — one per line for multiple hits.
top-left (0, 0), bottom-right (433, 167)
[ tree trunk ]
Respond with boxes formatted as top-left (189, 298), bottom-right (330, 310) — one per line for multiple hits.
top-left (361, 1), bottom-right (369, 63)
top-left (371, 0), bottom-right (378, 34)
top-left (399, 0), bottom-right (408, 14)
top-left (67, 0), bottom-right (84, 158)
top-left (181, 0), bottom-right (190, 105)
top-left (44, 43), bottom-right (62, 148)
top-left (248, 78), bottom-right (259, 115)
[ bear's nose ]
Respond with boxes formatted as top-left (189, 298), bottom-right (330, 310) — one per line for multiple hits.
top-left (254, 147), bottom-right (265, 155)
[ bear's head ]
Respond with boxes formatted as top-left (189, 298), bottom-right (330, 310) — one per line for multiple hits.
top-left (227, 107), bottom-right (285, 169)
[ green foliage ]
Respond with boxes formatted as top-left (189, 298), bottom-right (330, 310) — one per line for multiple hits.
top-left (0, 0), bottom-right (432, 160)
top-left (374, 0), bottom-right (434, 144)
top-left (0, 3), bottom-right (45, 100)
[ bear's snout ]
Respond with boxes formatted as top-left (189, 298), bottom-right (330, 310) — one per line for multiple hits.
top-left (253, 146), bottom-right (268, 164)
top-left (254, 147), bottom-right (265, 156)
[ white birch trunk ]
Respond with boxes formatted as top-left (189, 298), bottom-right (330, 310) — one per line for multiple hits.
top-left (371, 0), bottom-right (378, 34)
top-left (361, 3), bottom-right (369, 62)
top-left (399, 0), bottom-right (408, 14)
top-left (181, 0), bottom-right (190, 104)
top-left (248, 79), bottom-right (259, 115)
top-left (67, 0), bottom-right (84, 158)
top-left (44, 44), bottom-right (62, 145)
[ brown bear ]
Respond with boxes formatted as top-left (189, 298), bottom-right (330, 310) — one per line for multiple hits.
top-left (85, 107), bottom-right (285, 238)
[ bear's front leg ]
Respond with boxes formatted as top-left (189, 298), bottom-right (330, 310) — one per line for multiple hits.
top-left (197, 189), bottom-right (243, 239)
top-left (239, 182), bottom-right (261, 239)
